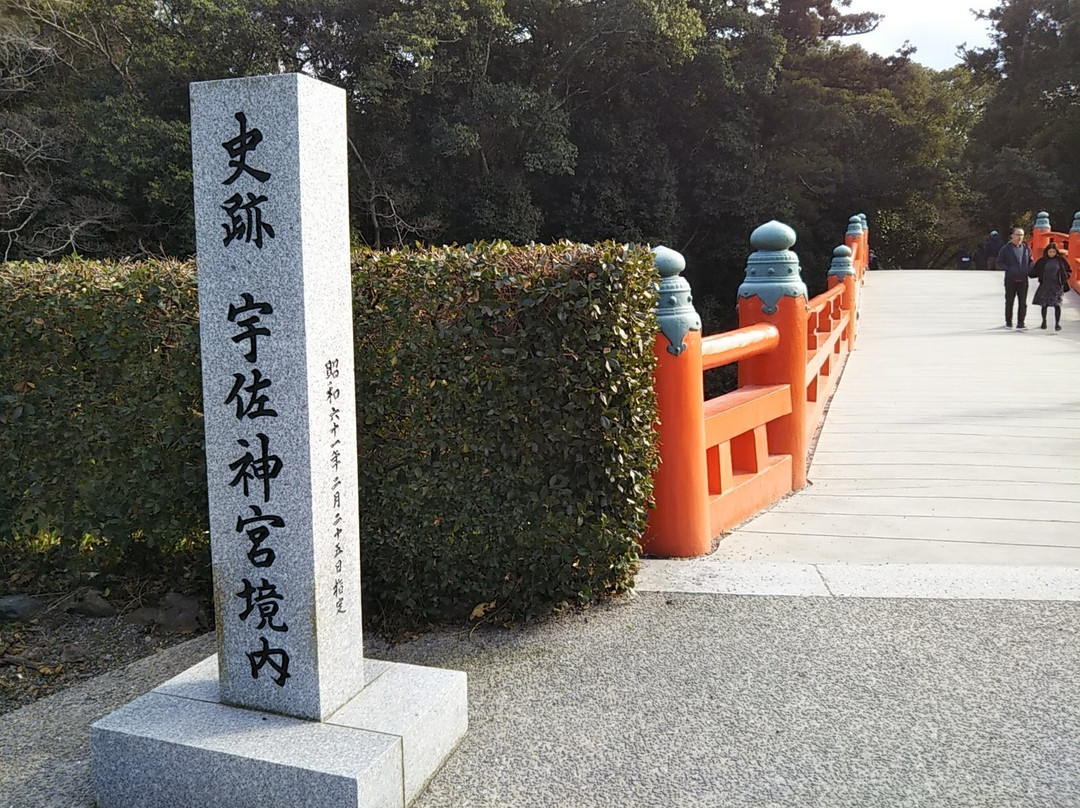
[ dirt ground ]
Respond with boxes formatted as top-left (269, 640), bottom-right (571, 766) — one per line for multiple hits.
top-left (0, 586), bottom-right (209, 716)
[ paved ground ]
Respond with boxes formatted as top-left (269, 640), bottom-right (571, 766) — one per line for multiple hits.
top-left (6, 269), bottom-right (1080, 807)
top-left (399, 595), bottom-right (1080, 808)
top-left (4, 594), bottom-right (1080, 807)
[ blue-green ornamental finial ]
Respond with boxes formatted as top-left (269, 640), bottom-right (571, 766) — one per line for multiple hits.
top-left (1034, 211), bottom-right (1051, 231)
top-left (652, 245), bottom-right (700, 356)
top-left (827, 244), bottom-right (855, 278)
top-left (750, 220), bottom-right (797, 251)
top-left (846, 215), bottom-right (863, 237)
top-left (858, 213), bottom-right (868, 232)
top-left (652, 244), bottom-right (686, 278)
top-left (1071, 211), bottom-right (1080, 234)
top-left (738, 220), bottom-right (807, 314)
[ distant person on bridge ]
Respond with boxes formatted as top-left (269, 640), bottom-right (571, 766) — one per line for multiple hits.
top-left (985, 230), bottom-right (1004, 270)
top-left (973, 244), bottom-right (987, 270)
top-left (955, 245), bottom-right (972, 269)
top-left (1030, 242), bottom-right (1072, 331)
top-left (997, 228), bottom-right (1033, 329)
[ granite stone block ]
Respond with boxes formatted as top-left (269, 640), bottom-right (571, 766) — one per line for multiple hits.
top-left (94, 655), bottom-right (466, 808)
top-left (91, 691), bottom-right (403, 808)
top-left (328, 663), bottom-right (469, 805)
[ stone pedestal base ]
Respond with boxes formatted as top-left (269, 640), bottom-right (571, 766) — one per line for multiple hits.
top-left (91, 655), bottom-right (467, 808)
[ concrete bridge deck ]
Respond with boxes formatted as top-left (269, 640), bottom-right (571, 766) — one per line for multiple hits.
top-left (640, 269), bottom-right (1080, 599)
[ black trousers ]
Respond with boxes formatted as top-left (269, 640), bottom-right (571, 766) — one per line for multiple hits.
top-left (1005, 278), bottom-right (1028, 326)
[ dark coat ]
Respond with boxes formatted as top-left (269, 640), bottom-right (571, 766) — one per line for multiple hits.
top-left (1030, 252), bottom-right (1072, 307)
top-left (997, 241), bottom-right (1033, 280)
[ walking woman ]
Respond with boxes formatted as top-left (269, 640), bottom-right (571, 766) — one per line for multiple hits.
top-left (1030, 242), bottom-right (1072, 330)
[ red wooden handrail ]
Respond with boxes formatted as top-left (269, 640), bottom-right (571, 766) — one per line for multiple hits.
top-left (701, 324), bottom-right (780, 370)
top-left (643, 216), bottom-right (866, 557)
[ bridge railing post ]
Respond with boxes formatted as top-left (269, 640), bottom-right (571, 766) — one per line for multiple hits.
top-left (1069, 212), bottom-right (1080, 291)
top-left (1032, 211), bottom-right (1052, 255)
top-left (828, 244), bottom-right (857, 347)
top-left (844, 215), bottom-right (865, 314)
top-left (858, 213), bottom-right (869, 278)
top-left (736, 221), bottom-right (810, 489)
top-left (845, 215), bottom-right (864, 275)
top-left (642, 246), bottom-right (711, 557)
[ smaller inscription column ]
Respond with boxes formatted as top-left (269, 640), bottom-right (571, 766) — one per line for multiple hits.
top-left (190, 73), bottom-right (363, 720)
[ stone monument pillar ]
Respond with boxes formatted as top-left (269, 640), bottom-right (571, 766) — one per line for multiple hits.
top-left (191, 72), bottom-right (363, 721)
top-left (91, 73), bottom-right (467, 808)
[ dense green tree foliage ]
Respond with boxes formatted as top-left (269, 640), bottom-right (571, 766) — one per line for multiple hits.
top-left (7, 0), bottom-right (1064, 281)
top-left (0, 0), bottom-right (284, 258)
top-left (964, 0), bottom-right (1080, 236)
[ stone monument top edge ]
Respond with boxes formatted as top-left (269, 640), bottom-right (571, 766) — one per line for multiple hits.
top-left (189, 71), bottom-right (344, 98)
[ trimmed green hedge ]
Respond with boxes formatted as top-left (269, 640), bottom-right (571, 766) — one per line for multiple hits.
top-left (353, 243), bottom-right (659, 622)
top-left (0, 242), bottom-right (659, 623)
top-left (0, 259), bottom-right (206, 568)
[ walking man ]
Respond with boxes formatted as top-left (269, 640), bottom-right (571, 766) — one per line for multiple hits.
top-left (997, 228), bottom-right (1033, 328)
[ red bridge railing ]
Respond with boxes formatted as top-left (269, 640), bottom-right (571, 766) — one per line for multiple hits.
top-left (644, 216), bottom-right (869, 557)
top-left (1032, 210), bottom-right (1080, 294)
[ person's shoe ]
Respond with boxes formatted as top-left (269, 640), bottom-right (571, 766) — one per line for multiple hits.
top-left (1056, 324), bottom-right (1063, 331)
top-left (1017, 323), bottom-right (1027, 329)
top-left (1005, 322), bottom-right (1012, 328)
top-left (1041, 322), bottom-right (1048, 329)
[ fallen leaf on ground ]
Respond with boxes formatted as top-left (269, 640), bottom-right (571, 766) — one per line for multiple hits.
top-left (469, 601), bottom-right (497, 620)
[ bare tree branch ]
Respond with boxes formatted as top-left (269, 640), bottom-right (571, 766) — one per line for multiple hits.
top-left (6, 0), bottom-right (135, 89)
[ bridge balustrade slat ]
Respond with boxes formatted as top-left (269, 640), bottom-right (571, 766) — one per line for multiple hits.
top-left (703, 383), bottom-right (791, 447)
top-left (805, 312), bottom-right (849, 386)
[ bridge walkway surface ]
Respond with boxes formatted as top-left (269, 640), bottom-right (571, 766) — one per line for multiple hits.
top-left (639, 268), bottom-right (1080, 600)
top-left (3, 270), bottom-right (1080, 807)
